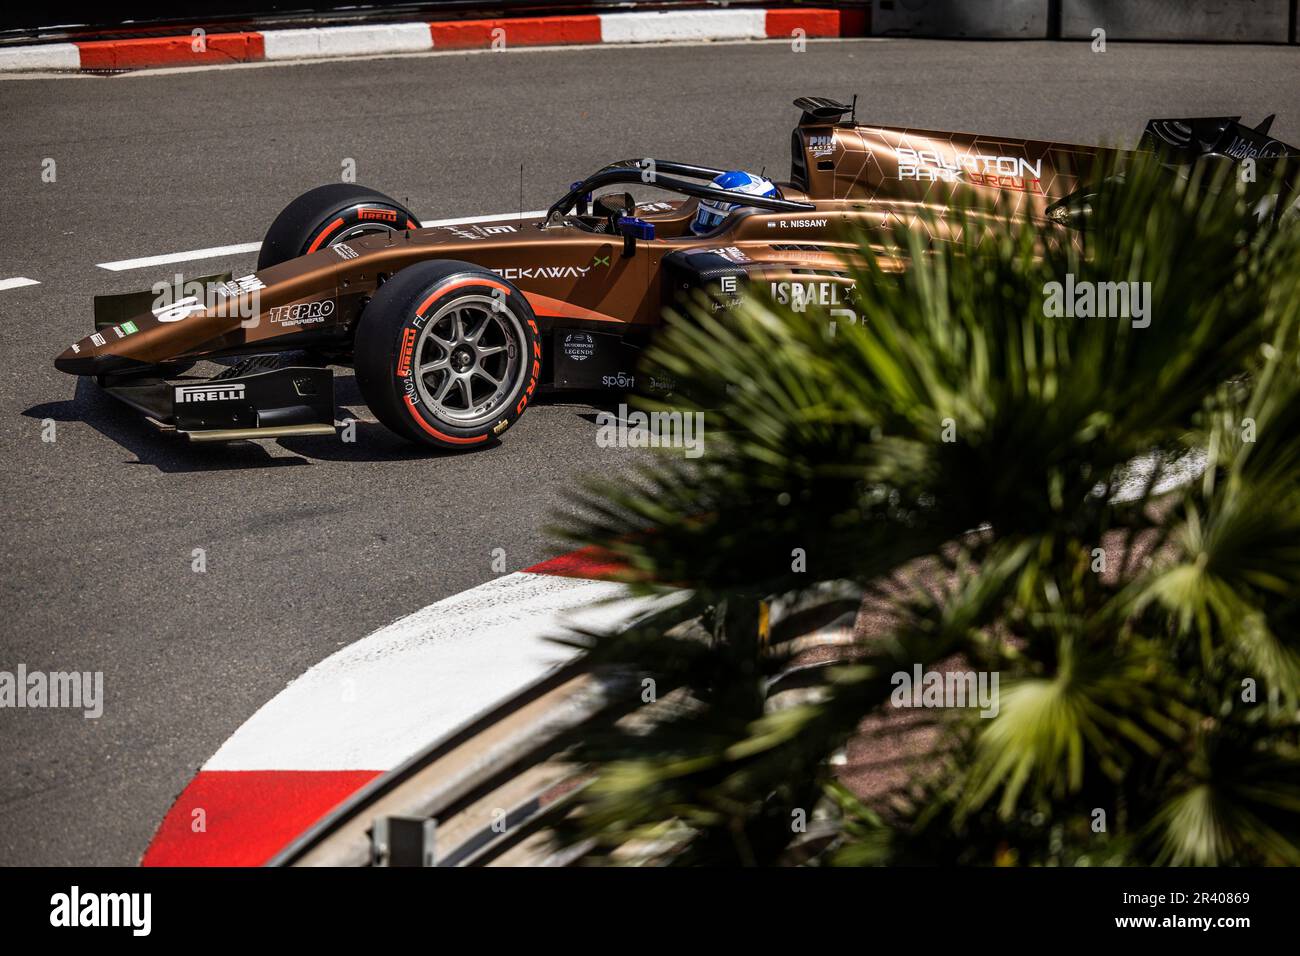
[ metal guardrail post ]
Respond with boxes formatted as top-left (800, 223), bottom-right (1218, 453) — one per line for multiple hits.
top-left (371, 816), bottom-right (437, 867)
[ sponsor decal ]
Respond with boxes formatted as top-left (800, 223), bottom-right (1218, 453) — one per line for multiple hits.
top-left (121, 321), bottom-right (138, 335)
top-left (175, 383), bottom-right (246, 403)
top-left (152, 274), bottom-right (262, 325)
top-left (639, 201), bottom-right (675, 213)
top-left (715, 247), bottom-right (752, 264)
top-left (443, 223), bottom-right (517, 241)
top-left (332, 243), bottom-right (360, 260)
top-left (152, 296), bottom-right (207, 323)
top-left (709, 274), bottom-right (745, 313)
top-left (770, 280), bottom-right (845, 308)
top-left (601, 371), bottom-right (635, 389)
top-left (777, 218), bottom-right (828, 229)
top-left (493, 264), bottom-right (592, 281)
top-left (896, 147), bottom-right (1042, 187)
top-left (562, 331), bottom-right (595, 362)
top-left (70, 343), bottom-right (80, 354)
top-left (396, 327), bottom-right (418, 378)
top-left (492, 418), bottom-right (510, 436)
top-left (515, 318), bottom-right (541, 415)
top-left (809, 133), bottom-right (835, 157)
top-left (90, 332), bottom-right (106, 347)
top-left (212, 273), bottom-right (268, 304)
top-left (358, 206), bottom-right (399, 222)
top-left (965, 172), bottom-right (1043, 193)
top-left (1222, 135), bottom-right (1286, 160)
top-left (268, 299), bottom-right (337, 328)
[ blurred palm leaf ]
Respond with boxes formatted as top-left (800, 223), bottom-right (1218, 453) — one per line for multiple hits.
top-left (546, 151), bottom-right (1300, 866)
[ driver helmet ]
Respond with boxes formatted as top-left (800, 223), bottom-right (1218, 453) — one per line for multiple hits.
top-left (691, 170), bottom-right (777, 236)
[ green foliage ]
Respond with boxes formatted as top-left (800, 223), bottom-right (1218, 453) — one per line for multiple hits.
top-left (547, 152), bottom-right (1300, 866)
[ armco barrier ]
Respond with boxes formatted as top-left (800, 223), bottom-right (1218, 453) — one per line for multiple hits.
top-left (871, 0), bottom-right (1047, 38)
top-left (867, 0), bottom-right (1294, 42)
top-left (1060, 0), bottom-right (1294, 43)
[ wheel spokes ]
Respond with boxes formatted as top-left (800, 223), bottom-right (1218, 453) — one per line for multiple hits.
top-left (411, 293), bottom-right (522, 425)
top-left (466, 312), bottom-right (492, 344)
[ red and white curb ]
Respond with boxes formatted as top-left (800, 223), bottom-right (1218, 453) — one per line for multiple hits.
top-left (141, 549), bottom-right (641, 866)
top-left (0, 8), bottom-right (867, 73)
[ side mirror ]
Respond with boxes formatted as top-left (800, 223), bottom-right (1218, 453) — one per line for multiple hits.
top-left (616, 216), bottom-right (655, 257)
top-left (594, 192), bottom-right (636, 219)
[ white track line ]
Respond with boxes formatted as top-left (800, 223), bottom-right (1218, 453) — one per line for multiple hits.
top-left (96, 242), bottom-right (262, 272)
top-left (94, 210), bottom-right (548, 272)
top-left (0, 276), bottom-right (40, 291)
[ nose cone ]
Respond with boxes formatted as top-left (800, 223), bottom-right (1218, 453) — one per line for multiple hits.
top-left (54, 337), bottom-right (143, 376)
top-left (55, 341), bottom-right (96, 375)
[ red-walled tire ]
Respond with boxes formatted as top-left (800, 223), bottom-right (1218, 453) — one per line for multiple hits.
top-left (353, 261), bottom-right (542, 450)
top-left (257, 184), bottom-right (420, 270)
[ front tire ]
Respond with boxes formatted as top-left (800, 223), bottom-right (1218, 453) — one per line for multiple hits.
top-left (354, 261), bottom-right (541, 450)
top-left (257, 184), bottom-right (420, 270)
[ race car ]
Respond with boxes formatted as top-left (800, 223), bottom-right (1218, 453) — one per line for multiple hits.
top-left (53, 97), bottom-right (1295, 450)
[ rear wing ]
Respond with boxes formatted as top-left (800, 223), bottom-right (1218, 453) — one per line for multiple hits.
top-left (1140, 115), bottom-right (1298, 165)
top-left (1047, 115), bottom-right (1299, 228)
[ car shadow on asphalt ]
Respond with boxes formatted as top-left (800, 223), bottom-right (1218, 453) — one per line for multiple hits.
top-left (275, 371), bottom-right (466, 463)
top-left (24, 377), bottom-right (309, 474)
top-left (26, 374), bottom-right (623, 471)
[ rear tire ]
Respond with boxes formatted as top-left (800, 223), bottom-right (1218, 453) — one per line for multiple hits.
top-left (257, 184), bottom-right (420, 270)
top-left (354, 261), bottom-right (541, 450)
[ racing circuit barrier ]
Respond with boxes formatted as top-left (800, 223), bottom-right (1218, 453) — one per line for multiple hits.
top-left (270, 586), bottom-right (860, 867)
top-left (870, 0), bottom-right (1295, 42)
top-left (1, 0), bottom-right (1291, 71)
top-left (0, 5), bottom-right (869, 72)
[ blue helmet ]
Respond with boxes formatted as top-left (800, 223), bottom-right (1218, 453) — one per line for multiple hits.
top-left (691, 170), bottom-right (777, 236)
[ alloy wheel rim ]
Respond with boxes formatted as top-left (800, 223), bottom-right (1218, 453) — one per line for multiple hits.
top-left (412, 293), bottom-right (525, 427)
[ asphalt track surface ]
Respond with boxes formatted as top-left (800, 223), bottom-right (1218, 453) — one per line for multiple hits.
top-left (1, 38), bottom-right (1296, 866)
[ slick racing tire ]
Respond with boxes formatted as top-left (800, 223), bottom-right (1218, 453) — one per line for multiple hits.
top-left (354, 261), bottom-right (541, 450)
top-left (257, 184), bottom-right (420, 270)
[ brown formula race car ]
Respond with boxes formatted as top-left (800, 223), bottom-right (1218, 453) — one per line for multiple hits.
top-left (53, 97), bottom-right (1294, 449)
